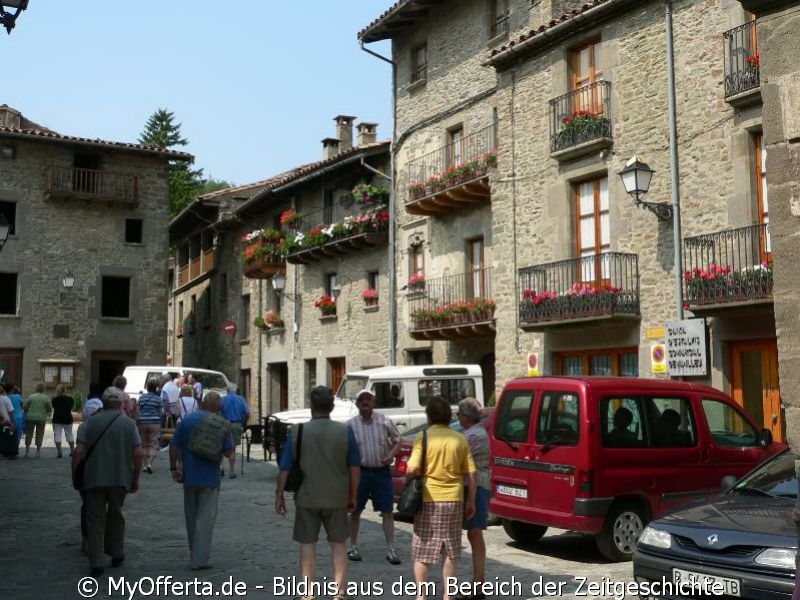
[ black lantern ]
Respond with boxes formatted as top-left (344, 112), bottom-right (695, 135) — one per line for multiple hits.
top-left (1, 1), bottom-right (28, 35)
top-left (618, 156), bottom-right (672, 221)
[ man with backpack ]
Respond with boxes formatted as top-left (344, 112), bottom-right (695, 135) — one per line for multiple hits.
top-left (169, 391), bottom-right (234, 570)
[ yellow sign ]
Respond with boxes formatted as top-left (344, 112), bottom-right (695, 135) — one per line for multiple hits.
top-left (651, 344), bottom-right (667, 374)
top-left (646, 327), bottom-right (666, 340)
top-left (527, 353), bottom-right (540, 377)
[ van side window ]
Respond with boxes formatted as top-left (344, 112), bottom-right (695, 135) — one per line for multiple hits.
top-left (418, 378), bottom-right (477, 407)
top-left (494, 392), bottom-right (533, 442)
top-left (647, 397), bottom-right (697, 447)
top-left (372, 381), bottom-right (405, 408)
top-left (601, 397), bottom-right (645, 447)
top-left (536, 392), bottom-right (579, 445)
top-left (701, 399), bottom-right (759, 447)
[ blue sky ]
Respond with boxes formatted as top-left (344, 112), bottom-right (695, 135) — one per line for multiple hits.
top-left (3, 1), bottom-right (393, 185)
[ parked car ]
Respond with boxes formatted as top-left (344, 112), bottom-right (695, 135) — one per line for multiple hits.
top-left (489, 376), bottom-right (783, 561)
top-left (634, 449), bottom-right (797, 600)
top-left (122, 366), bottom-right (231, 402)
top-left (391, 408), bottom-right (493, 502)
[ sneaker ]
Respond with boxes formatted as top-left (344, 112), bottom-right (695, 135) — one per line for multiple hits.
top-left (146, 465), bottom-right (153, 474)
top-left (346, 546), bottom-right (362, 561)
top-left (229, 472), bottom-right (237, 479)
top-left (386, 548), bottom-right (401, 565)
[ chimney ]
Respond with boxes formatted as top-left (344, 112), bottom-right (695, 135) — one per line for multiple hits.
top-left (0, 105), bottom-right (22, 129)
top-left (356, 122), bottom-right (378, 146)
top-left (334, 115), bottom-right (356, 152)
top-left (322, 137), bottom-right (340, 160)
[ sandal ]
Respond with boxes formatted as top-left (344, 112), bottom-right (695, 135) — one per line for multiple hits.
top-left (346, 545), bottom-right (362, 561)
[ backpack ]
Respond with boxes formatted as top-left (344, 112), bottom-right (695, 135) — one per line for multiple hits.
top-left (188, 413), bottom-right (229, 461)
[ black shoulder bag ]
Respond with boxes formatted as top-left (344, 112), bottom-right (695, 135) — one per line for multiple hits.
top-left (397, 429), bottom-right (427, 516)
top-left (72, 414), bottom-right (120, 491)
top-left (284, 423), bottom-right (304, 493)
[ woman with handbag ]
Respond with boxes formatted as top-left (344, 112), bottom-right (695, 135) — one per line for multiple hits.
top-left (405, 395), bottom-right (476, 600)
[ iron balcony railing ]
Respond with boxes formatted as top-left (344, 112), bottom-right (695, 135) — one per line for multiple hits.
top-left (683, 223), bottom-right (772, 307)
top-left (518, 252), bottom-right (640, 325)
top-left (408, 267), bottom-right (495, 330)
top-left (723, 20), bottom-right (759, 98)
top-left (549, 81), bottom-right (612, 153)
top-left (47, 166), bottom-right (138, 204)
top-left (287, 200), bottom-right (385, 237)
top-left (405, 122), bottom-right (496, 192)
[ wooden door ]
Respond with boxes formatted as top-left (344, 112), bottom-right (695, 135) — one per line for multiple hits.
top-left (329, 357), bottom-right (346, 397)
top-left (571, 39), bottom-right (603, 114)
top-left (730, 339), bottom-right (783, 442)
top-left (575, 177), bottom-right (610, 286)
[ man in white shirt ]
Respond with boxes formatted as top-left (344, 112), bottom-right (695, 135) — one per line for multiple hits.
top-left (160, 374), bottom-right (180, 421)
top-left (0, 390), bottom-right (14, 429)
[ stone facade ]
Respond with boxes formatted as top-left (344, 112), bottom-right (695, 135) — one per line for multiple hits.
top-left (0, 106), bottom-right (184, 396)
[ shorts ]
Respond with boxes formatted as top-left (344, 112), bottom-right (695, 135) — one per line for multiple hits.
top-left (53, 423), bottom-right (74, 444)
top-left (356, 468), bottom-right (393, 513)
top-left (229, 423), bottom-right (243, 446)
top-left (463, 487), bottom-right (490, 530)
top-left (293, 506), bottom-right (349, 544)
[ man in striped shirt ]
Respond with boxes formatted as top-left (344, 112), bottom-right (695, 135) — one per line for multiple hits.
top-left (346, 389), bottom-right (402, 565)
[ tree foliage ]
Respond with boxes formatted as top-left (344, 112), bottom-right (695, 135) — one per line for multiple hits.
top-left (139, 108), bottom-right (204, 218)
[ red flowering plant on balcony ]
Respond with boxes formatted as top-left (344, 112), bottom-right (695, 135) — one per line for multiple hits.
top-left (407, 150), bottom-right (498, 200)
top-left (279, 208), bottom-right (302, 229)
top-left (684, 262), bottom-right (773, 305)
top-left (352, 182), bottom-right (390, 207)
top-left (746, 54), bottom-right (760, 72)
top-left (408, 272), bottom-right (426, 292)
top-left (521, 283), bottom-right (621, 322)
top-left (411, 298), bottom-right (495, 327)
top-left (241, 228), bottom-right (283, 264)
top-left (361, 288), bottom-right (379, 306)
top-left (314, 294), bottom-right (337, 316)
top-left (254, 309), bottom-right (284, 330)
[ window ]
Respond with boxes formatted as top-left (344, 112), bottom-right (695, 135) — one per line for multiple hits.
top-left (125, 219), bottom-right (143, 244)
top-left (0, 201), bottom-right (16, 236)
top-left (42, 363), bottom-right (75, 386)
top-left (701, 399), bottom-right (759, 447)
top-left (0, 145), bottom-right (14, 159)
top-left (601, 396), bottom-right (697, 448)
top-left (575, 176), bottom-right (610, 282)
top-left (490, 0), bottom-right (510, 38)
top-left (367, 271), bottom-right (379, 295)
top-left (418, 377), bottom-right (477, 407)
top-left (241, 295), bottom-right (250, 339)
top-left (536, 391), bottom-right (579, 445)
top-left (411, 43), bottom-right (427, 83)
top-left (557, 348), bottom-right (638, 376)
top-left (650, 396), bottom-right (697, 447)
top-left (601, 397), bottom-right (645, 448)
top-left (410, 244), bottom-right (425, 283)
top-left (466, 237), bottom-right (485, 298)
top-left (177, 301), bottom-right (184, 336)
top-left (570, 39), bottom-right (605, 114)
top-left (101, 276), bottom-right (130, 318)
top-left (754, 132), bottom-right (770, 262)
top-left (448, 126), bottom-right (464, 168)
top-left (407, 349), bottom-right (433, 365)
top-left (494, 391), bottom-right (533, 442)
top-left (189, 295), bottom-right (197, 333)
top-left (0, 273), bottom-right (17, 315)
top-left (372, 380), bottom-right (405, 409)
top-left (325, 273), bottom-right (337, 297)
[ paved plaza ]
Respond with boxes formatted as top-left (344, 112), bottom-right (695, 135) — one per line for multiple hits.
top-left (2, 430), bottom-right (635, 600)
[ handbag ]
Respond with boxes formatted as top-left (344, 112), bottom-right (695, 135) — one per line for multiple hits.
top-left (396, 429), bottom-right (427, 516)
top-left (72, 414), bottom-right (119, 491)
top-left (284, 423), bottom-right (304, 493)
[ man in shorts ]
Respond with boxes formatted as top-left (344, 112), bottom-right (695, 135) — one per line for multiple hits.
top-left (220, 382), bottom-right (250, 479)
top-left (274, 386), bottom-right (360, 600)
top-left (346, 389), bottom-right (402, 565)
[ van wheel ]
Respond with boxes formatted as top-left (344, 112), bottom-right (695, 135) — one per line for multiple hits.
top-left (595, 502), bottom-right (646, 562)
top-left (501, 519), bottom-right (547, 544)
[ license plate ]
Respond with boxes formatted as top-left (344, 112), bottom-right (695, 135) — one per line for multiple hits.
top-left (496, 484), bottom-right (527, 499)
top-left (672, 568), bottom-right (741, 597)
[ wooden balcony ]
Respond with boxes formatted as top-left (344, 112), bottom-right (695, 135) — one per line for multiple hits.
top-left (46, 166), bottom-right (138, 205)
top-left (683, 223), bottom-right (773, 315)
top-left (287, 232), bottom-right (388, 265)
top-left (176, 249), bottom-right (216, 287)
top-left (518, 252), bottom-right (640, 331)
top-left (408, 268), bottom-right (496, 340)
top-left (243, 237), bottom-right (286, 279)
top-left (404, 123), bottom-right (495, 217)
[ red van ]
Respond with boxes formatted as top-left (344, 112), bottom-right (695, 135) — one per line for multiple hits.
top-left (489, 377), bottom-right (782, 561)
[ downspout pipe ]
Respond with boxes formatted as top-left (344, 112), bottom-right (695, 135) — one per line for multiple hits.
top-left (360, 40), bottom-right (398, 365)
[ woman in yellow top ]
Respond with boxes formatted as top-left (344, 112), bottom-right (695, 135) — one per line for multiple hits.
top-left (406, 395), bottom-right (476, 600)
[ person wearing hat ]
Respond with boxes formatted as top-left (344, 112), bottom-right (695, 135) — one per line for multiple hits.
top-left (274, 385), bottom-right (361, 600)
top-left (346, 388), bottom-right (402, 565)
top-left (72, 386), bottom-right (142, 577)
top-left (75, 397), bottom-right (104, 554)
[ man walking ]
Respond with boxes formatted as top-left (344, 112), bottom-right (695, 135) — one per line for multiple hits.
top-left (220, 382), bottom-right (250, 479)
top-left (72, 387), bottom-right (142, 576)
top-left (169, 391), bottom-right (234, 570)
top-left (346, 389), bottom-right (402, 565)
top-left (160, 373), bottom-right (180, 423)
top-left (274, 386), bottom-right (361, 600)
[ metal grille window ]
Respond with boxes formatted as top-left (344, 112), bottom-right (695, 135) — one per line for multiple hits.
top-left (491, 0), bottom-right (510, 37)
top-left (411, 43), bottom-right (427, 83)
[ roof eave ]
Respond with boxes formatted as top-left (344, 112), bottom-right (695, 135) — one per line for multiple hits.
top-left (358, 0), bottom-right (446, 43)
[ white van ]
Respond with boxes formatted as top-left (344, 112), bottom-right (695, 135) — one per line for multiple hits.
top-left (122, 366), bottom-right (231, 402)
top-left (270, 364), bottom-right (484, 431)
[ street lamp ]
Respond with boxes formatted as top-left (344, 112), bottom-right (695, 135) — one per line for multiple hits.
top-left (0, 212), bottom-right (10, 251)
top-left (1, 0), bottom-right (28, 35)
top-left (618, 156), bottom-right (673, 222)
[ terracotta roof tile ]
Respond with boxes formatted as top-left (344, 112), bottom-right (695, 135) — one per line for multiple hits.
top-left (358, 0), bottom-right (411, 41)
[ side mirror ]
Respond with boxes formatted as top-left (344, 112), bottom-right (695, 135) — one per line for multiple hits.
top-left (759, 428), bottom-right (773, 447)
top-left (720, 475), bottom-right (737, 492)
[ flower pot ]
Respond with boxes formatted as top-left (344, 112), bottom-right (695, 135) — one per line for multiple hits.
top-left (364, 298), bottom-right (379, 307)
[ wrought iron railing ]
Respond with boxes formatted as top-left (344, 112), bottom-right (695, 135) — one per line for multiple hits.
top-left (549, 81), bottom-right (612, 153)
top-left (405, 123), bottom-right (496, 192)
top-left (491, 14), bottom-right (510, 38)
top-left (518, 252), bottom-right (639, 325)
top-left (723, 20), bottom-right (759, 98)
top-left (287, 201), bottom-right (385, 237)
top-left (408, 268), bottom-right (495, 329)
top-left (47, 166), bottom-right (138, 203)
top-left (683, 223), bottom-right (772, 306)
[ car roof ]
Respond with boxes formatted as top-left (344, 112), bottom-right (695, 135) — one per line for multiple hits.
top-left (501, 376), bottom-right (728, 396)
top-left (345, 364), bottom-right (483, 378)
top-left (125, 366), bottom-right (227, 376)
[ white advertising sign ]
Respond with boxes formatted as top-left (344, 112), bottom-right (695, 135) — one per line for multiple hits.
top-left (666, 319), bottom-right (707, 376)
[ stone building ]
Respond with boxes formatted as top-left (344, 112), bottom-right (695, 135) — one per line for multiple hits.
top-left (0, 105), bottom-right (191, 396)
top-left (361, 0), bottom-right (782, 438)
top-left (169, 117), bottom-right (391, 420)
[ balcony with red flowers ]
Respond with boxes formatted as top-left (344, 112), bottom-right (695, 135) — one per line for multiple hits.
top-left (723, 20), bottom-right (760, 107)
top-left (242, 228), bottom-right (286, 279)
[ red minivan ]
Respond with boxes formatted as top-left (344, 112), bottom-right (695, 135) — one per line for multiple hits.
top-left (489, 377), bottom-right (782, 561)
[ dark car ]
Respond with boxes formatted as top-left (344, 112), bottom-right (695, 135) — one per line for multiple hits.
top-left (633, 449), bottom-right (797, 600)
top-left (391, 408), bottom-right (493, 502)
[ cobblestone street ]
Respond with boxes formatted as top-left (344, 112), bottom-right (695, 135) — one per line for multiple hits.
top-left (2, 432), bottom-right (634, 600)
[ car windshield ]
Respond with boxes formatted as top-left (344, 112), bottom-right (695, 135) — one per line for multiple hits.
top-left (197, 373), bottom-right (228, 391)
top-left (336, 376), bottom-right (369, 401)
top-left (733, 450), bottom-right (797, 499)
